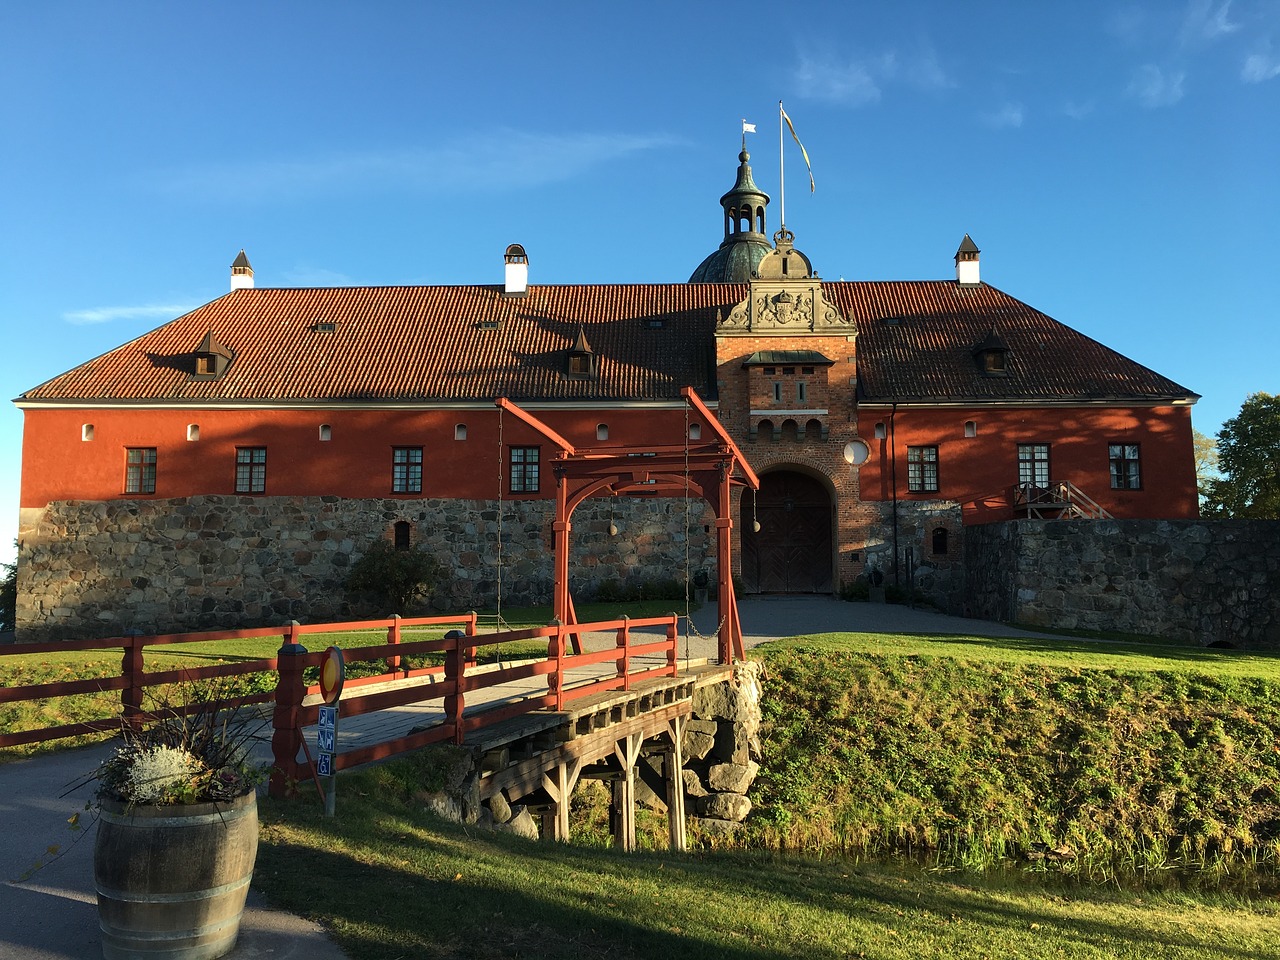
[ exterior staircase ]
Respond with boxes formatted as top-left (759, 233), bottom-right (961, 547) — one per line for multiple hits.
top-left (1011, 480), bottom-right (1114, 520)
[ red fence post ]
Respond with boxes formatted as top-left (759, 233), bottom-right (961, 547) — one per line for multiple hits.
top-left (548, 619), bottom-right (564, 711)
top-left (616, 617), bottom-right (631, 692)
top-left (445, 629), bottom-right (467, 745)
top-left (465, 611), bottom-right (478, 668)
top-left (120, 632), bottom-right (145, 734)
top-left (270, 621), bottom-right (308, 799)
top-left (387, 614), bottom-right (402, 675)
top-left (666, 615), bottom-right (678, 677)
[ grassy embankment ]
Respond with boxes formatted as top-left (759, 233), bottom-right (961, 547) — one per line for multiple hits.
top-left (746, 633), bottom-right (1280, 884)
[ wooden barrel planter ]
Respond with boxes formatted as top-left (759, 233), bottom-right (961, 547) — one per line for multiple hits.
top-left (94, 790), bottom-right (258, 960)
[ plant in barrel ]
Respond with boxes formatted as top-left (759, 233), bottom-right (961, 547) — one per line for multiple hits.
top-left (87, 689), bottom-right (267, 960)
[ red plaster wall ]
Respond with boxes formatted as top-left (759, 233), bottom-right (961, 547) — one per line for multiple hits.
top-left (854, 403), bottom-right (1199, 521)
top-left (20, 406), bottom-right (696, 507)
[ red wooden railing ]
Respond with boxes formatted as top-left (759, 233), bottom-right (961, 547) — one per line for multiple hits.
top-left (1, 612), bottom-right (681, 804)
top-left (268, 614), bottom-right (679, 797)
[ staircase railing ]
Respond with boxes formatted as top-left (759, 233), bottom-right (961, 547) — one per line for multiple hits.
top-left (1012, 480), bottom-right (1114, 520)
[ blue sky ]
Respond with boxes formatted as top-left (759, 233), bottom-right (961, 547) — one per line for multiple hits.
top-left (2, 2), bottom-right (1278, 563)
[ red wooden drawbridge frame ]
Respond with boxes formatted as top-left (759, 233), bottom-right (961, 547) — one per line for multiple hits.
top-left (495, 388), bottom-right (759, 663)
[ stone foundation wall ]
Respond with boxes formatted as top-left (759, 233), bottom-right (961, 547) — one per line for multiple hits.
top-left (16, 495), bottom-right (717, 642)
top-left (965, 519), bottom-right (1280, 648)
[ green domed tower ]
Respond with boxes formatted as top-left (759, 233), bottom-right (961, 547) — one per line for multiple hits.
top-left (689, 145), bottom-right (772, 282)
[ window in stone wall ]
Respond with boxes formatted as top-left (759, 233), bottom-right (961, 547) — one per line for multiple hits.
top-left (510, 445), bottom-right (540, 493)
top-left (1109, 443), bottom-right (1141, 490)
top-left (235, 447), bottom-right (267, 494)
top-left (932, 527), bottom-right (948, 555)
top-left (394, 520), bottom-right (412, 551)
top-left (392, 447), bottom-right (423, 493)
top-left (125, 447), bottom-right (157, 494)
top-left (907, 445), bottom-right (939, 493)
top-left (772, 382), bottom-right (782, 402)
top-left (796, 382), bottom-right (807, 403)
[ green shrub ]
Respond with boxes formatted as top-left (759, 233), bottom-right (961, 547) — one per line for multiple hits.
top-left (344, 542), bottom-right (444, 616)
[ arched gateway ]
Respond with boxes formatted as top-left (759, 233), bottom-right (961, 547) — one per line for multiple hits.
top-left (740, 470), bottom-right (834, 594)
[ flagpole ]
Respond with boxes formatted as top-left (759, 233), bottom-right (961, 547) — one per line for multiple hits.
top-left (778, 100), bottom-right (786, 234)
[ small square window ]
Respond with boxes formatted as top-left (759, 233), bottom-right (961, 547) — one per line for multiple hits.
top-left (125, 448), bottom-right (156, 494)
top-left (1108, 443), bottom-right (1141, 490)
top-left (510, 446), bottom-right (540, 493)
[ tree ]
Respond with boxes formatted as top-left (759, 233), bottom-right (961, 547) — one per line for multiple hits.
top-left (344, 542), bottom-right (444, 615)
top-left (1201, 392), bottom-right (1280, 519)
top-left (1192, 428), bottom-right (1219, 506)
top-left (0, 554), bottom-right (15, 634)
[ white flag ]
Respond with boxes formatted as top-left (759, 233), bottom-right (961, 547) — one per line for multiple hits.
top-left (742, 120), bottom-right (757, 134)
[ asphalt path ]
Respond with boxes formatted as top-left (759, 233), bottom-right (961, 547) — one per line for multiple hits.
top-left (1, 597), bottom-right (1062, 959)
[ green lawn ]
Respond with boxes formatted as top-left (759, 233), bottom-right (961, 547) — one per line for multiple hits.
top-left (254, 754), bottom-right (1280, 960)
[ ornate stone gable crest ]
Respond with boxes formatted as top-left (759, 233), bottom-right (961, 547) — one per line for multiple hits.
top-left (717, 230), bottom-right (856, 337)
top-left (718, 279), bottom-right (855, 336)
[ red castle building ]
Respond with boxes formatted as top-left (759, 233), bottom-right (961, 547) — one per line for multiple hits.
top-left (13, 147), bottom-right (1199, 640)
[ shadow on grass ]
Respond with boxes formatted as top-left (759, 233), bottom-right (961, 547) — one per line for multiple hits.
top-left (255, 794), bottom-right (1280, 960)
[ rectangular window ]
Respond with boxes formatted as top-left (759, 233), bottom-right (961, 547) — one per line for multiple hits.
top-left (796, 382), bottom-right (807, 403)
top-left (125, 447), bottom-right (156, 494)
top-left (392, 447), bottom-right (423, 493)
top-left (1018, 443), bottom-right (1050, 489)
top-left (235, 447), bottom-right (266, 494)
top-left (510, 446), bottom-right (540, 493)
top-left (907, 445), bottom-right (939, 493)
top-left (772, 382), bottom-right (782, 402)
top-left (1109, 443), bottom-right (1141, 490)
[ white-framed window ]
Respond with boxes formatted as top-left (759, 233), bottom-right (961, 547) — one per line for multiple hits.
top-left (125, 447), bottom-right (156, 494)
top-left (510, 446), bottom-right (540, 493)
top-left (1109, 443), bottom-right (1141, 490)
top-left (1018, 443), bottom-right (1050, 489)
top-left (907, 445), bottom-right (939, 493)
top-left (235, 447), bottom-right (267, 494)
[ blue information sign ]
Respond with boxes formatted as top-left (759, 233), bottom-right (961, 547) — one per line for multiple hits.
top-left (317, 728), bottom-right (335, 753)
top-left (316, 752), bottom-right (332, 777)
top-left (318, 705), bottom-right (337, 731)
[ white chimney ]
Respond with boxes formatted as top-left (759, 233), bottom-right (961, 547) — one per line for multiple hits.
top-left (230, 249), bottom-right (254, 291)
top-left (503, 243), bottom-right (528, 296)
top-left (955, 234), bottom-right (980, 286)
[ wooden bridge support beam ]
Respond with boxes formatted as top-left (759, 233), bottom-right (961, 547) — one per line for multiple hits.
top-left (664, 716), bottom-right (687, 852)
top-left (612, 732), bottom-right (643, 852)
top-left (540, 758), bottom-right (583, 842)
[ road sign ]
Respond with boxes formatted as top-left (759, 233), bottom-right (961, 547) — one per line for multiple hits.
top-left (316, 752), bottom-right (332, 777)
top-left (319, 646), bottom-right (345, 704)
top-left (316, 728), bottom-right (335, 753)
top-left (318, 705), bottom-right (336, 731)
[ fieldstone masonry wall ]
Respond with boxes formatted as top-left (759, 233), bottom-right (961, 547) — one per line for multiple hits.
top-left (965, 519), bottom-right (1280, 648)
top-left (16, 495), bottom-right (716, 641)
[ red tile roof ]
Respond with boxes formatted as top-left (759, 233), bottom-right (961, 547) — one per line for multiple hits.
top-left (18, 281), bottom-right (1196, 406)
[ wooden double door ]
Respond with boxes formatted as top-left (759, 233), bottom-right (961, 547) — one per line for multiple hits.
top-left (740, 471), bottom-right (833, 594)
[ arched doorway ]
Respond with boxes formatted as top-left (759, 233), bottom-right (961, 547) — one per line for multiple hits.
top-left (740, 470), bottom-right (833, 594)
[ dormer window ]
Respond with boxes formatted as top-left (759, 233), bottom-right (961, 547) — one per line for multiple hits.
top-left (566, 327), bottom-right (597, 380)
top-left (972, 329), bottom-right (1010, 377)
top-left (191, 330), bottom-right (234, 381)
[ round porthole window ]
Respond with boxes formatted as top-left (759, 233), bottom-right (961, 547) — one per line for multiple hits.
top-left (843, 439), bottom-right (870, 465)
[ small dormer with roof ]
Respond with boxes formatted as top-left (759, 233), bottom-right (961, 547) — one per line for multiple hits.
top-left (972, 328), bottom-right (1010, 376)
top-left (230, 250), bottom-right (254, 291)
top-left (955, 234), bottom-right (980, 286)
top-left (565, 326), bottom-right (597, 380)
top-left (191, 330), bottom-right (234, 380)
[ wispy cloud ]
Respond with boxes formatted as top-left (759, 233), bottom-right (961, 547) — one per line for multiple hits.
top-left (1063, 100), bottom-right (1096, 120)
top-left (794, 44), bottom-right (954, 106)
top-left (63, 304), bottom-right (197, 325)
top-left (1242, 46), bottom-right (1280, 82)
top-left (981, 102), bottom-right (1025, 129)
top-left (1127, 64), bottom-right (1186, 106)
top-left (1178, 0), bottom-right (1239, 47)
top-left (151, 130), bottom-right (678, 202)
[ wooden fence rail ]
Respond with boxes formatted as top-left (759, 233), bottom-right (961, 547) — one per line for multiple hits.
top-left (2, 611), bottom-right (681, 807)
